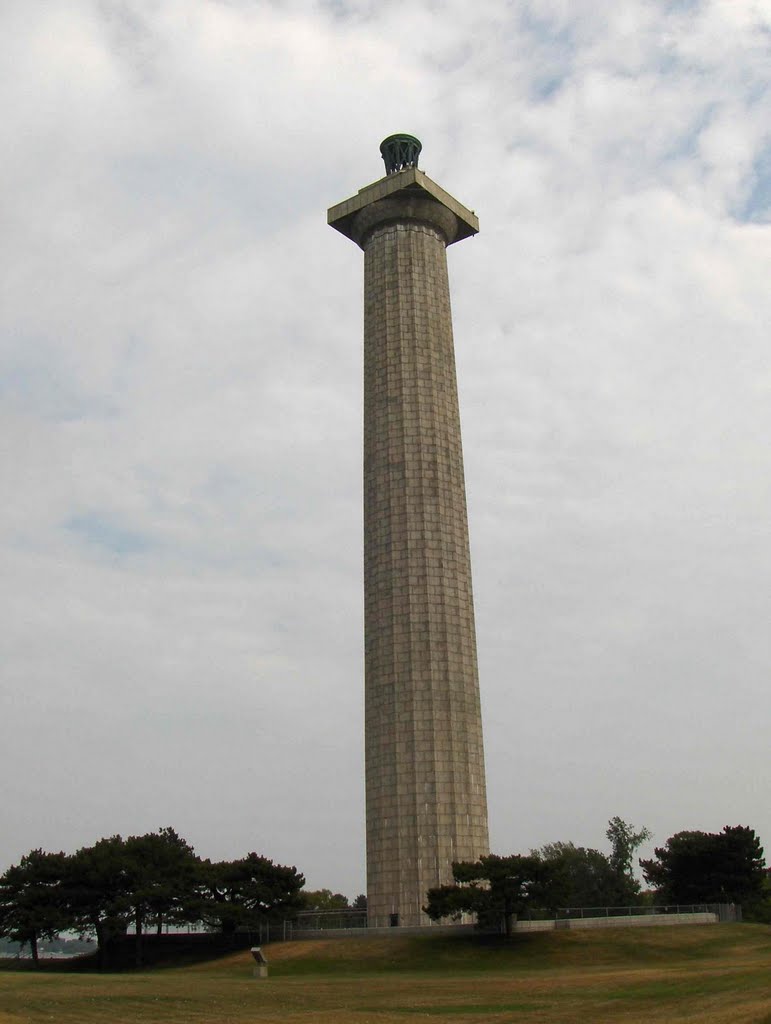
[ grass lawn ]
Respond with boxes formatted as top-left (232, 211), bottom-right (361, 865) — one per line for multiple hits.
top-left (1, 924), bottom-right (770, 1023)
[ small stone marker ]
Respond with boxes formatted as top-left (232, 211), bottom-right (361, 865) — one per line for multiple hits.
top-left (250, 946), bottom-right (268, 979)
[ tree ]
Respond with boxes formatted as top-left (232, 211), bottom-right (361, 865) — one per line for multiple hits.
top-left (300, 889), bottom-right (350, 911)
top-left (425, 855), bottom-right (541, 937)
top-left (123, 827), bottom-right (199, 965)
top-left (606, 816), bottom-right (651, 888)
top-left (352, 894), bottom-right (367, 911)
top-left (198, 853), bottom-right (305, 939)
top-left (533, 841), bottom-right (631, 909)
top-left (640, 826), bottom-right (766, 905)
top-left (0, 850), bottom-right (68, 964)
top-left (61, 836), bottom-right (133, 969)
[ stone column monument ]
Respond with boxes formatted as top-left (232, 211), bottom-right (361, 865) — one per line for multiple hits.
top-left (328, 136), bottom-right (489, 927)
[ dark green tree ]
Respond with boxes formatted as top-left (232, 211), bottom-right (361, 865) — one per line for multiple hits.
top-left (61, 836), bottom-right (133, 969)
top-left (424, 854), bottom-right (541, 937)
top-left (533, 842), bottom-right (632, 909)
top-left (606, 816), bottom-right (651, 896)
top-left (123, 827), bottom-right (199, 965)
top-left (300, 889), bottom-right (350, 911)
top-left (640, 826), bottom-right (766, 905)
top-left (198, 853), bottom-right (305, 939)
top-left (0, 850), bottom-right (68, 964)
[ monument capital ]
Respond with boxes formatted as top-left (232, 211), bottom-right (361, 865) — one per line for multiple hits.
top-left (327, 166), bottom-right (479, 250)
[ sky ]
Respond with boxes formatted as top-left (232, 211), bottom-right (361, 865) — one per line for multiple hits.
top-left (1, 0), bottom-right (769, 897)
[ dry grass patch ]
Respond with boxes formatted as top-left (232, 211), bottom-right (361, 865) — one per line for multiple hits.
top-left (0, 924), bottom-right (769, 1023)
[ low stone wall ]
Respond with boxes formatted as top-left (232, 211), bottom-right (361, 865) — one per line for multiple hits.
top-left (517, 912), bottom-right (718, 932)
top-left (290, 923), bottom-right (479, 940)
top-left (290, 912), bottom-right (718, 941)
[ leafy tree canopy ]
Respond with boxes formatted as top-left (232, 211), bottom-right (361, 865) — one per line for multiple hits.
top-left (425, 854), bottom-right (541, 937)
top-left (123, 827), bottom-right (198, 933)
top-left (122, 827), bottom-right (199, 964)
top-left (62, 836), bottom-right (134, 966)
top-left (0, 830), bottom-right (308, 966)
top-left (199, 853), bottom-right (305, 936)
top-left (300, 889), bottom-right (350, 911)
top-left (532, 841), bottom-right (634, 908)
top-left (0, 850), bottom-right (68, 964)
top-left (426, 818), bottom-right (654, 937)
top-left (606, 816), bottom-right (651, 881)
top-left (640, 826), bottom-right (765, 906)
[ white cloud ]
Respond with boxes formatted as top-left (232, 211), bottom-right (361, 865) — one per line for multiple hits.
top-left (1, 0), bottom-right (769, 892)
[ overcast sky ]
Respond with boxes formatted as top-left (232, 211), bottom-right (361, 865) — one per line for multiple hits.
top-left (1, 0), bottom-right (769, 896)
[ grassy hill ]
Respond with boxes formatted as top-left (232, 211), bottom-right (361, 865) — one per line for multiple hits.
top-left (1, 924), bottom-right (770, 1023)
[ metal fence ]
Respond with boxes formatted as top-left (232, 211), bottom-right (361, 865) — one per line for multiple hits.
top-left (277, 902), bottom-right (741, 940)
top-left (552, 904), bottom-right (740, 922)
top-left (290, 909), bottom-right (368, 932)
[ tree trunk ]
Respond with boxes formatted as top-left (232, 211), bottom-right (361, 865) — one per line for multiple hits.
top-left (30, 933), bottom-right (39, 965)
top-left (135, 909), bottom-right (143, 967)
top-left (95, 922), bottom-right (105, 971)
top-left (221, 917), bottom-right (238, 947)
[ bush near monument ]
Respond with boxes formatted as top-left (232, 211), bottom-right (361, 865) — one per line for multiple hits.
top-left (426, 821), bottom-right (769, 937)
top-left (423, 846), bottom-right (637, 937)
top-left (424, 854), bottom-right (541, 937)
top-left (425, 817), bottom-right (653, 936)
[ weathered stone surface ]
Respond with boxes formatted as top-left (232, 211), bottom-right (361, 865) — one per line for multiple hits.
top-left (328, 166), bottom-right (478, 246)
top-left (330, 167), bottom-right (489, 928)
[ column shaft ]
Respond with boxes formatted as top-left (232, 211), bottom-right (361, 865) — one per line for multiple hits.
top-left (363, 218), bottom-right (489, 927)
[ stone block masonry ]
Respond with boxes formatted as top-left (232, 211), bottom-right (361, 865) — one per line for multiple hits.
top-left (329, 144), bottom-right (489, 928)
